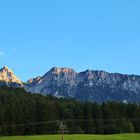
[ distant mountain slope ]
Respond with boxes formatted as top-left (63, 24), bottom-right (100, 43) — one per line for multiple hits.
top-left (25, 67), bottom-right (140, 103)
top-left (0, 66), bottom-right (23, 88)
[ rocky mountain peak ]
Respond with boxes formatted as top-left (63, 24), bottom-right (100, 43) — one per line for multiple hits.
top-left (50, 67), bottom-right (76, 74)
top-left (25, 67), bottom-right (140, 103)
top-left (26, 76), bottom-right (42, 85)
top-left (0, 66), bottom-right (23, 87)
top-left (1, 65), bottom-right (12, 72)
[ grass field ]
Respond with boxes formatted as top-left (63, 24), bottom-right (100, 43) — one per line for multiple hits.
top-left (0, 134), bottom-right (140, 140)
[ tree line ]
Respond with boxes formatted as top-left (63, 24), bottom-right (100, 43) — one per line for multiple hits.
top-left (0, 86), bottom-right (140, 136)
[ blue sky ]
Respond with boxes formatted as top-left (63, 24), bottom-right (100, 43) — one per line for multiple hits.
top-left (0, 0), bottom-right (140, 81)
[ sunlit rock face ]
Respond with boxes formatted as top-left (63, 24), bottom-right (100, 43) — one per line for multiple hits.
top-left (25, 67), bottom-right (140, 103)
top-left (0, 66), bottom-right (23, 88)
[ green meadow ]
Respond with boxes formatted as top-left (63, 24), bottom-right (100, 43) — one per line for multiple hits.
top-left (0, 134), bottom-right (140, 140)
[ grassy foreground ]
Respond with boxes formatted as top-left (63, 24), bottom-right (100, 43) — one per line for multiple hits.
top-left (0, 134), bottom-right (140, 140)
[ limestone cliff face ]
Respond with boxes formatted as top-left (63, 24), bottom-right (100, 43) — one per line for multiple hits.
top-left (25, 67), bottom-right (140, 103)
top-left (0, 66), bottom-right (23, 87)
top-left (25, 67), bottom-right (78, 98)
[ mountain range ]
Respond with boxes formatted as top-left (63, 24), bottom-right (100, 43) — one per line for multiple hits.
top-left (1, 66), bottom-right (140, 103)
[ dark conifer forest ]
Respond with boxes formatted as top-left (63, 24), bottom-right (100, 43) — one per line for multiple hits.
top-left (0, 86), bottom-right (140, 136)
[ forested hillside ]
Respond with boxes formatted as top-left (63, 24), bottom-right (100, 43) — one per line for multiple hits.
top-left (0, 87), bottom-right (140, 136)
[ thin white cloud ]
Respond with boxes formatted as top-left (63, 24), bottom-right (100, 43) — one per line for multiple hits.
top-left (0, 51), bottom-right (4, 56)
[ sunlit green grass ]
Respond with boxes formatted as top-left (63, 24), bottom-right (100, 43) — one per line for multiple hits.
top-left (0, 134), bottom-right (140, 140)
